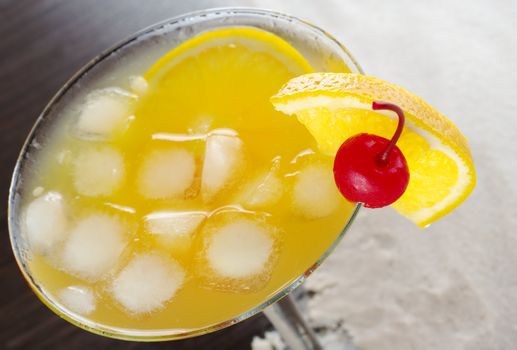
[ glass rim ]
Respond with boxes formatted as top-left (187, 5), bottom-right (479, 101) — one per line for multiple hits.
top-left (8, 7), bottom-right (363, 341)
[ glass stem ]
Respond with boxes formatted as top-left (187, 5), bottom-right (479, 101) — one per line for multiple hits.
top-left (263, 294), bottom-right (322, 350)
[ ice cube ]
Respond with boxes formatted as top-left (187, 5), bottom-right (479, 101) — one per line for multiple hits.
top-left (24, 192), bottom-right (67, 253)
top-left (73, 147), bottom-right (125, 197)
top-left (144, 211), bottom-right (207, 236)
top-left (240, 160), bottom-right (284, 209)
top-left (58, 285), bottom-right (96, 315)
top-left (144, 211), bottom-right (207, 253)
top-left (61, 214), bottom-right (127, 281)
top-left (188, 115), bottom-right (213, 134)
top-left (32, 186), bottom-right (44, 197)
top-left (128, 76), bottom-right (148, 96)
top-left (76, 88), bottom-right (136, 137)
top-left (201, 131), bottom-right (244, 200)
top-left (57, 149), bottom-right (72, 165)
top-left (111, 253), bottom-right (185, 314)
top-left (206, 219), bottom-right (274, 279)
top-left (292, 164), bottom-right (342, 219)
top-left (137, 149), bottom-right (196, 199)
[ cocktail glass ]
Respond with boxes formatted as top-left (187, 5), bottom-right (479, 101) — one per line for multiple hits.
top-left (8, 8), bottom-right (362, 349)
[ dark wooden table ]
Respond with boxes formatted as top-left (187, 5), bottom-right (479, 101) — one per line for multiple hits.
top-left (0, 1), bottom-right (271, 348)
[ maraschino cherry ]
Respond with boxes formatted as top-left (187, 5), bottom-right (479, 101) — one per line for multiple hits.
top-left (333, 101), bottom-right (410, 208)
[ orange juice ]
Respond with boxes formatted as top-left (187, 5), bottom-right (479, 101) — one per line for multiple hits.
top-left (21, 28), bottom-right (354, 334)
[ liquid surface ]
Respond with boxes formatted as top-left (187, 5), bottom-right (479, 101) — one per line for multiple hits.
top-left (21, 28), bottom-right (353, 335)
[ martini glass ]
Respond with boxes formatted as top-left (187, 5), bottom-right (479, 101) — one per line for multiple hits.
top-left (8, 8), bottom-right (362, 349)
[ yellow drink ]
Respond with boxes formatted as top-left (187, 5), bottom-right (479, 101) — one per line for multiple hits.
top-left (21, 28), bottom-right (353, 335)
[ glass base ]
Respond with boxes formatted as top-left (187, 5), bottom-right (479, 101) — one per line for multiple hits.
top-left (264, 294), bottom-right (322, 350)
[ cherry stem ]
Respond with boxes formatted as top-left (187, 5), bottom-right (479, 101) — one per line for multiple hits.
top-left (372, 101), bottom-right (405, 167)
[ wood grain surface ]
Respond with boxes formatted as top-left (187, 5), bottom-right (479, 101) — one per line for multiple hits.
top-left (0, 1), bottom-right (271, 348)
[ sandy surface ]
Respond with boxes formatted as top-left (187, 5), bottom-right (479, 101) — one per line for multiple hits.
top-left (237, 0), bottom-right (517, 349)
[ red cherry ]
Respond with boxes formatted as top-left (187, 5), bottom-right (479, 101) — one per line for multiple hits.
top-left (333, 101), bottom-right (410, 208)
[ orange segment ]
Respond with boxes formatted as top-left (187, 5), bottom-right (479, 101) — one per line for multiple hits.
top-left (138, 28), bottom-right (313, 133)
top-left (119, 27), bottom-right (315, 161)
top-left (272, 73), bottom-right (476, 227)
